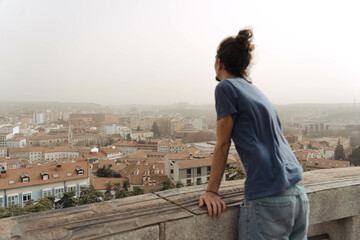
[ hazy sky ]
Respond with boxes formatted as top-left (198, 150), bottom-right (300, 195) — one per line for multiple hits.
top-left (1, 0), bottom-right (359, 105)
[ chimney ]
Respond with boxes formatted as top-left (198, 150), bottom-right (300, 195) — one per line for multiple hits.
top-left (1, 167), bottom-right (6, 178)
top-left (56, 164), bottom-right (62, 171)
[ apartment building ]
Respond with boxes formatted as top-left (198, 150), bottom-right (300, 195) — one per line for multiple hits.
top-left (0, 161), bottom-right (89, 207)
top-left (112, 141), bottom-right (138, 156)
top-left (44, 147), bottom-right (80, 161)
top-left (0, 148), bottom-right (6, 158)
top-left (165, 153), bottom-right (237, 186)
top-left (137, 139), bottom-right (158, 151)
top-left (5, 133), bottom-right (27, 148)
top-left (27, 134), bottom-right (68, 147)
top-left (158, 139), bottom-right (187, 153)
top-left (131, 131), bottom-right (154, 141)
top-left (99, 147), bottom-right (122, 161)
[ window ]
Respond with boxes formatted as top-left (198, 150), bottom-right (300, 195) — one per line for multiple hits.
top-left (186, 179), bottom-right (191, 186)
top-left (196, 178), bottom-right (202, 185)
top-left (170, 169), bottom-right (174, 174)
top-left (67, 185), bottom-right (76, 192)
top-left (207, 176), bottom-right (210, 182)
top-left (7, 195), bottom-right (19, 206)
top-left (0, 196), bottom-right (3, 207)
top-left (42, 189), bottom-right (52, 198)
top-left (197, 167), bottom-right (201, 176)
top-left (186, 168), bottom-right (191, 178)
top-left (76, 166), bottom-right (84, 175)
top-left (22, 193), bottom-right (32, 204)
top-left (55, 188), bottom-right (64, 199)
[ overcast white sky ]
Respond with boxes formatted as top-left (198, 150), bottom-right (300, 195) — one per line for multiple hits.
top-left (0, 0), bottom-right (359, 105)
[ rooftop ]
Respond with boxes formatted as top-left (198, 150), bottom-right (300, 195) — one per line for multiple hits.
top-left (0, 161), bottom-right (88, 190)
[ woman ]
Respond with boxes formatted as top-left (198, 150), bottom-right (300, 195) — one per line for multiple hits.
top-left (199, 28), bottom-right (310, 240)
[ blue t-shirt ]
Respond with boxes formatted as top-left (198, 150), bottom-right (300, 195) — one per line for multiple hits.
top-left (215, 77), bottom-right (303, 200)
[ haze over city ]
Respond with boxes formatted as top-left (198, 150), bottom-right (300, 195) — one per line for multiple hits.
top-left (1, 0), bottom-right (359, 105)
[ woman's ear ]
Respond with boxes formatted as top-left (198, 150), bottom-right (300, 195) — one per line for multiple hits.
top-left (217, 58), bottom-right (224, 71)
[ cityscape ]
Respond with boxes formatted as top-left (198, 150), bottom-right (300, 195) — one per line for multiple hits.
top-left (0, 101), bottom-right (359, 218)
top-left (1, 0), bottom-right (360, 239)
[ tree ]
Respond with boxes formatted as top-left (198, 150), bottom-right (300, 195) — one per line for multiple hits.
top-left (131, 186), bottom-right (144, 196)
top-left (126, 133), bottom-right (132, 141)
top-left (103, 182), bottom-right (114, 201)
top-left (114, 182), bottom-right (130, 199)
top-left (349, 147), bottom-right (360, 166)
top-left (0, 207), bottom-right (11, 218)
top-left (227, 166), bottom-right (246, 180)
top-left (334, 140), bottom-right (346, 160)
top-left (96, 165), bottom-right (121, 178)
top-left (5, 204), bottom-right (25, 217)
top-left (176, 181), bottom-right (184, 188)
top-left (307, 142), bottom-right (313, 150)
top-left (122, 180), bottom-right (130, 191)
top-left (78, 183), bottom-right (103, 205)
top-left (57, 191), bottom-right (77, 208)
top-left (107, 138), bottom-right (115, 146)
top-left (160, 178), bottom-right (173, 191)
top-left (28, 197), bottom-right (54, 213)
top-left (151, 122), bottom-right (160, 138)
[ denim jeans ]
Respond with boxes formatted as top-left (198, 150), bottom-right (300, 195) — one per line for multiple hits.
top-left (238, 182), bottom-right (310, 240)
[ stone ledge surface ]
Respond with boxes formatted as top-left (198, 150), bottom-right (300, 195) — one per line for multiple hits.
top-left (1, 167), bottom-right (360, 240)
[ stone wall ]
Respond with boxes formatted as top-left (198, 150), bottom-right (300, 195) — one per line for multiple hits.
top-left (1, 167), bottom-right (360, 239)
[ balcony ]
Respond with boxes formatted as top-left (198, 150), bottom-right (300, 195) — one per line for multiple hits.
top-left (1, 167), bottom-right (360, 239)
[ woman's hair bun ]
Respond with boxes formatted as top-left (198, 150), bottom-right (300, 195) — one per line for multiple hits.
top-left (235, 29), bottom-right (253, 49)
top-left (216, 28), bottom-right (255, 81)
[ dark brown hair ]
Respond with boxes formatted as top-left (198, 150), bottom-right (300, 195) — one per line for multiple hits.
top-left (216, 28), bottom-right (255, 81)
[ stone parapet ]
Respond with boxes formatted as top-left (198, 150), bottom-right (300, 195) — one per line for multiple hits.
top-left (1, 167), bottom-right (360, 239)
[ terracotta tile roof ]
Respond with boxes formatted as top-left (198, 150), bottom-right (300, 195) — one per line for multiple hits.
top-left (143, 158), bottom-right (164, 164)
top-left (100, 147), bottom-right (122, 155)
top-left (125, 150), bottom-right (148, 159)
top-left (0, 161), bottom-right (88, 190)
top-left (306, 158), bottom-right (350, 169)
top-left (9, 147), bottom-right (46, 154)
top-left (168, 153), bottom-right (190, 160)
top-left (146, 152), bottom-right (166, 157)
top-left (44, 147), bottom-right (79, 153)
top-left (92, 177), bottom-right (127, 190)
top-left (9, 133), bottom-right (27, 141)
top-left (143, 175), bottom-right (169, 193)
top-left (27, 134), bottom-right (68, 140)
top-left (97, 159), bottom-right (116, 168)
top-left (120, 162), bottom-right (165, 185)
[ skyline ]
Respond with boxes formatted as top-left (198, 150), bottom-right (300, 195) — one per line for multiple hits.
top-left (1, 0), bottom-right (359, 105)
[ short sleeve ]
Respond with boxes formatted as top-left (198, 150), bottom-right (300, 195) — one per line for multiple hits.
top-left (215, 81), bottom-right (238, 121)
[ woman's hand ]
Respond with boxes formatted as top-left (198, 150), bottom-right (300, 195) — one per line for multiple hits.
top-left (199, 192), bottom-right (227, 218)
